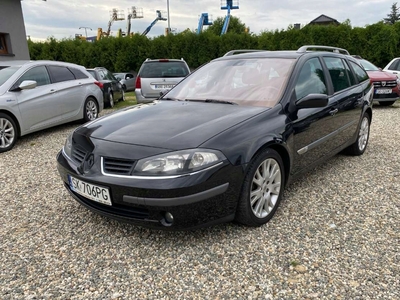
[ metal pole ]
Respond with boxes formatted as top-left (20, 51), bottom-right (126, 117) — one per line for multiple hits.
top-left (79, 27), bottom-right (92, 38)
top-left (167, 0), bottom-right (170, 34)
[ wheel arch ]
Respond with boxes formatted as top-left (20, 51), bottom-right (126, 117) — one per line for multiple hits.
top-left (0, 109), bottom-right (21, 137)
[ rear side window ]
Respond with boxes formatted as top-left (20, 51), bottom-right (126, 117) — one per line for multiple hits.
top-left (323, 57), bottom-right (351, 93)
top-left (86, 70), bottom-right (98, 80)
top-left (295, 58), bottom-right (327, 100)
top-left (343, 60), bottom-right (357, 86)
top-left (15, 66), bottom-right (51, 87)
top-left (69, 68), bottom-right (88, 79)
top-left (47, 65), bottom-right (75, 83)
top-left (349, 61), bottom-right (369, 83)
top-left (140, 61), bottom-right (189, 78)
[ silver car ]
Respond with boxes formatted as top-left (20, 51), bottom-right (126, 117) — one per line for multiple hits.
top-left (135, 58), bottom-right (190, 103)
top-left (113, 72), bottom-right (136, 92)
top-left (0, 60), bottom-right (103, 153)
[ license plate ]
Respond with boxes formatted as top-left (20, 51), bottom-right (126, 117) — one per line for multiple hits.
top-left (375, 88), bottom-right (392, 94)
top-left (154, 84), bottom-right (175, 89)
top-left (68, 175), bottom-right (112, 206)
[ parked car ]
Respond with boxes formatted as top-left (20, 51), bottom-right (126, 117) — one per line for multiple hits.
top-left (135, 58), bottom-right (190, 103)
top-left (0, 60), bottom-right (103, 153)
top-left (383, 57), bottom-right (400, 79)
top-left (355, 56), bottom-right (400, 106)
top-left (86, 67), bottom-right (124, 108)
top-left (113, 72), bottom-right (136, 92)
top-left (57, 46), bottom-right (373, 230)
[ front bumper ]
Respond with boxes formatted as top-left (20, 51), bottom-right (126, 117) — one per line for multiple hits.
top-left (57, 150), bottom-right (244, 230)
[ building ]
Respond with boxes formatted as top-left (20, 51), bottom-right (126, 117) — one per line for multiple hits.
top-left (0, 0), bottom-right (45, 61)
top-left (309, 14), bottom-right (340, 26)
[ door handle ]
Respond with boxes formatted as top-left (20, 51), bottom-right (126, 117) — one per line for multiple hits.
top-left (329, 108), bottom-right (338, 116)
top-left (50, 89), bottom-right (57, 93)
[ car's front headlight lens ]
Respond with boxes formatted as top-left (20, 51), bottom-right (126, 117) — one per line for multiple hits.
top-left (63, 132), bottom-right (73, 158)
top-left (396, 78), bottom-right (400, 86)
top-left (133, 149), bottom-right (226, 175)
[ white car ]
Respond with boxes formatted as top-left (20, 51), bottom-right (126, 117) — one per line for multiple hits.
top-left (0, 60), bottom-right (104, 153)
top-left (383, 57), bottom-right (400, 78)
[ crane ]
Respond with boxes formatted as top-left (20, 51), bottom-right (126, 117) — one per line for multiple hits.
top-left (221, 0), bottom-right (239, 35)
top-left (197, 13), bottom-right (213, 34)
top-left (141, 10), bottom-right (167, 36)
top-left (105, 9), bottom-right (125, 37)
top-left (126, 6), bottom-right (143, 36)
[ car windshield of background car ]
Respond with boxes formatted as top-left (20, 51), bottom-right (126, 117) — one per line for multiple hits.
top-left (360, 60), bottom-right (380, 71)
top-left (0, 66), bottom-right (20, 87)
top-left (164, 58), bottom-right (295, 107)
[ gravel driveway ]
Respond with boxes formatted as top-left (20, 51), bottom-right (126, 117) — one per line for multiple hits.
top-left (1, 103), bottom-right (399, 299)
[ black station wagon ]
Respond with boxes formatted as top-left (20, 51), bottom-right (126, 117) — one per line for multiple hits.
top-left (57, 45), bottom-right (373, 230)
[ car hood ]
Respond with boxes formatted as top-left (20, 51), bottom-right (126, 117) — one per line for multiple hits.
top-left (78, 101), bottom-right (267, 149)
top-left (367, 70), bottom-right (397, 81)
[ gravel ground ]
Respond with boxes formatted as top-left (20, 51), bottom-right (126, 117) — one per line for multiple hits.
top-left (1, 103), bottom-right (399, 299)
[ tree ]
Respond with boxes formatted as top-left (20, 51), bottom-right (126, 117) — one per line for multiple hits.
top-left (384, 2), bottom-right (400, 24)
top-left (206, 16), bottom-right (248, 35)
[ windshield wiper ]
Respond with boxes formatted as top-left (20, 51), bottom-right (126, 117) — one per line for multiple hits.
top-left (184, 99), bottom-right (237, 105)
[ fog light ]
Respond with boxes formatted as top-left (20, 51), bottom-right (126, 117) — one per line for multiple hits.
top-left (165, 212), bottom-right (174, 224)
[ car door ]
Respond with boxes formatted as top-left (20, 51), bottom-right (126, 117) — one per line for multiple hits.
top-left (321, 57), bottom-right (363, 149)
top-left (47, 65), bottom-right (85, 120)
top-left (13, 65), bottom-right (59, 132)
top-left (383, 58), bottom-right (400, 78)
top-left (290, 57), bottom-right (341, 174)
top-left (125, 73), bottom-right (135, 91)
top-left (104, 69), bottom-right (122, 99)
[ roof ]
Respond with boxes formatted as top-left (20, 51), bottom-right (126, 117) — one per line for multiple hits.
top-left (309, 14), bottom-right (340, 25)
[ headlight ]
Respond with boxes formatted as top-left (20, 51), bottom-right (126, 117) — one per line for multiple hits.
top-left (63, 132), bottom-right (73, 158)
top-left (397, 78), bottom-right (400, 85)
top-left (133, 149), bottom-right (226, 175)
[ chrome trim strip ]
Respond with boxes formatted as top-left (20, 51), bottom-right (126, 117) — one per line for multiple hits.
top-left (297, 120), bottom-right (356, 155)
top-left (100, 157), bottom-right (224, 179)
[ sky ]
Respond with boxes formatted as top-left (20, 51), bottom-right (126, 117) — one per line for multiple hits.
top-left (20, 0), bottom-right (395, 41)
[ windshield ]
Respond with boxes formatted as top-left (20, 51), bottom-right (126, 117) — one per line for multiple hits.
top-left (163, 58), bottom-right (295, 107)
top-left (0, 66), bottom-right (20, 87)
top-left (359, 59), bottom-right (380, 71)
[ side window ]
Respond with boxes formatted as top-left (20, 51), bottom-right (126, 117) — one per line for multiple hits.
top-left (343, 60), bottom-right (357, 86)
top-left (47, 66), bottom-right (75, 83)
top-left (69, 68), bottom-right (88, 79)
top-left (98, 70), bottom-right (107, 80)
top-left (349, 61), bottom-right (369, 83)
top-left (16, 66), bottom-right (51, 87)
top-left (323, 57), bottom-right (351, 93)
top-left (126, 73), bottom-right (134, 79)
top-left (295, 58), bottom-right (327, 100)
top-left (388, 59), bottom-right (400, 71)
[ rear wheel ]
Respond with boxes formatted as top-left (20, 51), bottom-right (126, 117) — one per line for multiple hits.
top-left (379, 101), bottom-right (395, 106)
top-left (235, 148), bottom-right (284, 226)
top-left (345, 113), bottom-right (370, 156)
top-left (83, 97), bottom-right (98, 122)
top-left (0, 113), bottom-right (17, 153)
top-left (108, 92), bottom-right (114, 108)
top-left (120, 90), bottom-right (126, 101)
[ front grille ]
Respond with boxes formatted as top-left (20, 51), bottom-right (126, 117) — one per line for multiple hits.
top-left (72, 147), bottom-right (87, 164)
top-left (373, 80), bottom-right (397, 88)
top-left (103, 157), bottom-right (136, 175)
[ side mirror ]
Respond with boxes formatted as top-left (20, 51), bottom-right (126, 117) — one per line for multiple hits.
top-left (10, 80), bottom-right (37, 92)
top-left (296, 94), bottom-right (328, 109)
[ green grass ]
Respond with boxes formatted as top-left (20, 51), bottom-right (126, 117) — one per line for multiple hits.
top-left (113, 91), bottom-right (137, 109)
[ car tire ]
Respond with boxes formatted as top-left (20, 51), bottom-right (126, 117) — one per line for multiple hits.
top-left (122, 84), bottom-right (127, 92)
top-left (0, 113), bottom-right (18, 153)
top-left (83, 97), bottom-right (99, 122)
top-left (379, 101), bottom-right (395, 106)
top-left (108, 91), bottom-right (114, 108)
top-left (344, 113), bottom-right (371, 156)
top-left (120, 90), bottom-right (126, 101)
top-left (235, 148), bottom-right (284, 226)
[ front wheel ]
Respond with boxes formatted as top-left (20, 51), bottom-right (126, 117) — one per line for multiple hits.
top-left (120, 90), bottom-right (126, 101)
top-left (0, 113), bottom-right (18, 153)
top-left (345, 113), bottom-right (371, 156)
top-left (108, 92), bottom-right (114, 108)
top-left (235, 148), bottom-right (285, 226)
top-left (379, 101), bottom-right (395, 106)
top-left (83, 98), bottom-right (98, 122)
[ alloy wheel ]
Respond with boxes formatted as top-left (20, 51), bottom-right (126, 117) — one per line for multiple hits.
top-left (358, 116), bottom-right (369, 151)
top-left (250, 158), bottom-right (282, 219)
top-left (0, 117), bottom-right (15, 149)
top-left (86, 100), bottom-right (98, 121)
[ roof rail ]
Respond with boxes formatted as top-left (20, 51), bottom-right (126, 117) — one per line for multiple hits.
top-left (223, 49), bottom-right (267, 57)
top-left (145, 58), bottom-right (151, 61)
top-left (297, 45), bottom-right (350, 55)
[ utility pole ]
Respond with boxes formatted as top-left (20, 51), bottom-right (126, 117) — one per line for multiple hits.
top-left (167, 0), bottom-right (170, 34)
